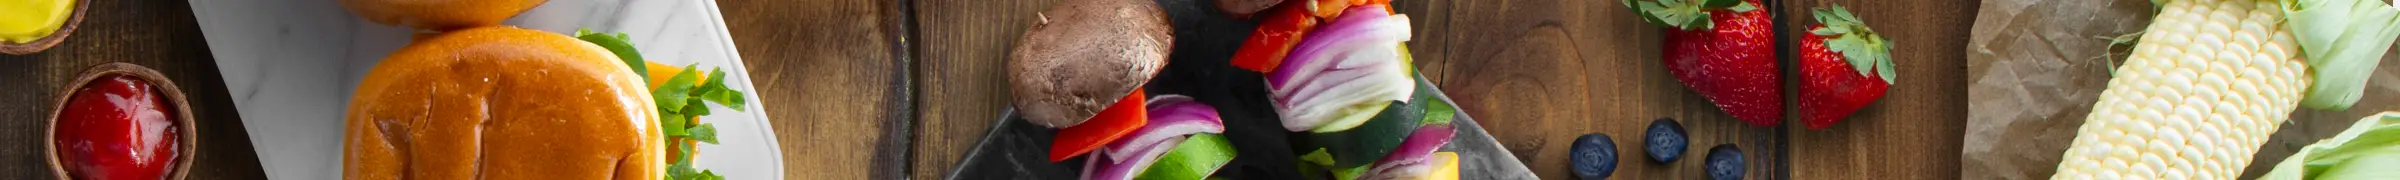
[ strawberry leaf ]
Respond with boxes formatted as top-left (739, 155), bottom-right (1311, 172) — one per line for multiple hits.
top-left (1727, 2), bottom-right (1758, 13)
top-left (1812, 5), bottom-right (1896, 84)
top-left (1624, 0), bottom-right (1720, 30)
top-left (1701, 0), bottom-right (1740, 8)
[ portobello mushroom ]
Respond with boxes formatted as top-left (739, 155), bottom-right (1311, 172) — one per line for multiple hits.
top-left (1007, 0), bottom-right (1175, 128)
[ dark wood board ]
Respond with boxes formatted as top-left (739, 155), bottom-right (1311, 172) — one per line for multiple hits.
top-left (719, 0), bottom-right (919, 179)
top-left (944, 77), bottom-right (1538, 179)
top-left (0, 0), bottom-right (266, 178)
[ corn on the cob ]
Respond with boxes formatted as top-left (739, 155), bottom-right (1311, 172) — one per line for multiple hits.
top-left (2053, 0), bottom-right (2400, 178)
top-left (2052, 0), bottom-right (2310, 179)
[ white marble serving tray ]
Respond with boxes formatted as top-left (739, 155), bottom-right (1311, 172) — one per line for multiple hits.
top-left (189, 0), bottom-right (784, 179)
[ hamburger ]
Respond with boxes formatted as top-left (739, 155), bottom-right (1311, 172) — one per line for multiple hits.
top-left (338, 0), bottom-right (548, 31)
top-left (342, 26), bottom-right (663, 179)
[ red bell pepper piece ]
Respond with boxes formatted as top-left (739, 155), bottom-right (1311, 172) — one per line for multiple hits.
top-left (1230, 0), bottom-right (1320, 73)
top-left (1049, 89), bottom-right (1150, 162)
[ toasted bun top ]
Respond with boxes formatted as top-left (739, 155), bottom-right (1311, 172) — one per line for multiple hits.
top-left (343, 26), bottom-right (662, 180)
top-left (338, 0), bottom-right (549, 31)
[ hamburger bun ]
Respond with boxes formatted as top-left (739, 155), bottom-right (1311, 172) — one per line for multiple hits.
top-left (343, 26), bottom-right (662, 179)
top-left (338, 0), bottom-right (548, 31)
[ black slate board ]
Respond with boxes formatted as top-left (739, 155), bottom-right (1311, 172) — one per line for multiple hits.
top-left (943, 0), bottom-right (1534, 179)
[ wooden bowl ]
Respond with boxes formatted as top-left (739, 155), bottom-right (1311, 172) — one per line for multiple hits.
top-left (45, 63), bottom-right (197, 180)
top-left (1, 0), bottom-right (90, 55)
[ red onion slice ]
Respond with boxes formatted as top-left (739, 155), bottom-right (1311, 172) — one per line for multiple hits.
top-left (1103, 94), bottom-right (1225, 162)
top-left (1266, 5), bottom-right (1417, 132)
top-left (1362, 124), bottom-right (1456, 179)
top-left (1080, 136), bottom-right (1186, 180)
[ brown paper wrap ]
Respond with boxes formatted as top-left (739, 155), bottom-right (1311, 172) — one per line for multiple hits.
top-left (1966, 0), bottom-right (2400, 179)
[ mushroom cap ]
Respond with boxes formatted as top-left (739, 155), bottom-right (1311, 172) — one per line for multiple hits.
top-left (1006, 0), bottom-right (1174, 128)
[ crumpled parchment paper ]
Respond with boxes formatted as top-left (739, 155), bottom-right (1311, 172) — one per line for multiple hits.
top-left (1966, 0), bottom-right (2400, 179)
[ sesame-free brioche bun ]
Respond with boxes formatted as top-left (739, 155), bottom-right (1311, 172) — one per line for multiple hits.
top-left (338, 0), bottom-right (548, 31)
top-left (342, 26), bottom-right (662, 180)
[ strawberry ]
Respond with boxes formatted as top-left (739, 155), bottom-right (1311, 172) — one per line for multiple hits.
top-left (1796, 5), bottom-right (1893, 129)
top-left (1626, 0), bottom-right (1780, 126)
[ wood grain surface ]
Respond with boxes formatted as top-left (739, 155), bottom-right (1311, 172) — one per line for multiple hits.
top-left (908, 0), bottom-right (1973, 179)
top-left (1404, 0), bottom-right (1786, 179)
top-left (908, 0), bottom-right (1037, 179)
top-left (1781, 0), bottom-right (1973, 179)
top-left (718, 0), bottom-right (918, 179)
top-left (0, 0), bottom-right (266, 178)
top-left (0, 0), bottom-right (1974, 179)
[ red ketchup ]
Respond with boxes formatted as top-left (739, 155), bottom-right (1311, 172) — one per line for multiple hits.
top-left (55, 75), bottom-right (179, 180)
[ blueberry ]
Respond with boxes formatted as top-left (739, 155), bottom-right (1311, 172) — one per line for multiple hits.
top-left (1569, 133), bottom-right (1618, 180)
top-left (1644, 118), bottom-right (1687, 163)
top-left (1705, 144), bottom-right (1744, 180)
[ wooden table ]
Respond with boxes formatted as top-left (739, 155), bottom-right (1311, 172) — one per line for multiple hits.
top-left (0, 0), bottom-right (1970, 179)
top-left (0, 0), bottom-right (267, 178)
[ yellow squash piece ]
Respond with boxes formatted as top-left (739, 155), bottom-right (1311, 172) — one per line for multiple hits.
top-left (1, 0), bottom-right (74, 43)
top-left (1421, 152), bottom-right (1459, 180)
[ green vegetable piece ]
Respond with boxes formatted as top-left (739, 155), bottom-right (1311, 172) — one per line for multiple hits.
top-left (2285, 0), bottom-right (2400, 110)
top-left (695, 170), bottom-right (725, 180)
top-left (695, 68), bottom-right (748, 111)
top-left (701, 90), bottom-right (747, 111)
top-left (1422, 95), bottom-right (1456, 126)
top-left (574, 30), bottom-right (648, 79)
top-left (1308, 100), bottom-right (1419, 168)
top-left (2260, 112), bottom-right (2400, 180)
top-left (1331, 163), bottom-right (1368, 180)
top-left (667, 158), bottom-right (697, 179)
top-left (656, 64), bottom-right (703, 112)
top-left (689, 123), bottom-right (720, 144)
top-left (662, 113), bottom-right (690, 137)
top-left (684, 98), bottom-right (712, 116)
top-left (1135, 133), bottom-right (1237, 180)
top-left (1309, 77), bottom-right (1440, 168)
top-left (1302, 148), bottom-right (1336, 166)
top-left (1297, 160), bottom-right (1328, 180)
top-left (676, 142), bottom-right (695, 163)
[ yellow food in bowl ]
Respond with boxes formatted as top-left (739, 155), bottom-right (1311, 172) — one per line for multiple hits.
top-left (1, 0), bottom-right (73, 43)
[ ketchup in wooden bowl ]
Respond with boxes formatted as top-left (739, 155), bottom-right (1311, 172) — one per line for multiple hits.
top-left (48, 63), bottom-right (194, 180)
